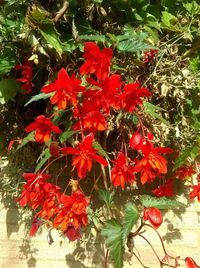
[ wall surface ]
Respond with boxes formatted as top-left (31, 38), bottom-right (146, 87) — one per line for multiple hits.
top-left (0, 159), bottom-right (200, 268)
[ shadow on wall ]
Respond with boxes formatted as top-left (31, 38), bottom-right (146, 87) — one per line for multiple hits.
top-left (0, 156), bottom-right (38, 268)
top-left (65, 233), bottom-right (105, 268)
top-left (19, 238), bottom-right (38, 268)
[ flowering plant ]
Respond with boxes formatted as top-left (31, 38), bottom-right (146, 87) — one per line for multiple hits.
top-left (10, 42), bottom-right (200, 268)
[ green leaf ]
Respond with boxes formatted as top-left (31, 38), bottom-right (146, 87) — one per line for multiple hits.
top-left (27, 5), bottom-right (51, 25)
top-left (140, 195), bottom-right (186, 210)
top-left (0, 79), bottom-right (21, 104)
top-left (122, 203), bottom-right (139, 244)
top-left (59, 129), bottom-right (77, 143)
top-left (79, 34), bottom-right (106, 42)
top-left (93, 141), bottom-right (110, 159)
top-left (39, 24), bottom-right (63, 57)
top-left (35, 148), bottom-right (51, 172)
top-left (0, 51), bottom-right (16, 74)
top-left (98, 189), bottom-right (114, 207)
top-left (183, 1), bottom-right (200, 14)
top-left (16, 132), bottom-right (35, 150)
top-left (102, 219), bottom-right (123, 268)
top-left (52, 110), bottom-right (66, 125)
top-left (27, 6), bottom-right (63, 57)
top-left (116, 31), bottom-right (153, 56)
top-left (173, 146), bottom-right (200, 170)
top-left (143, 101), bottom-right (170, 125)
top-left (24, 93), bottom-right (53, 106)
top-left (161, 11), bottom-right (177, 28)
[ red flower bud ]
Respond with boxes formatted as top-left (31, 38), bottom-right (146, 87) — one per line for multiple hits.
top-left (64, 223), bottom-right (81, 241)
top-left (143, 207), bottom-right (163, 229)
top-left (50, 142), bottom-right (60, 157)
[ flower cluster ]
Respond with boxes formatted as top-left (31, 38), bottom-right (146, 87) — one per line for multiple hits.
top-left (16, 42), bottom-right (199, 242)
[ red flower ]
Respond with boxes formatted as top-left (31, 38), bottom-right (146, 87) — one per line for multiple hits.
top-left (175, 165), bottom-right (196, 180)
top-left (38, 182), bottom-right (61, 220)
top-left (111, 152), bottom-right (135, 190)
top-left (15, 60), bottom-right (34, 93)
top-left (42, 68), bottom-right (85, 110)
top-left (25, 115), bottom-right (62, 143)
top-left (185, 257), bottom-right (200, 268)
top-left (80, 42), bottom-right (113, 80)
top-left (53, 190), bottom-right (89, 231)
top-left (134, 141), bottom-right (173, 184)
top-left (29, 215), bottom-right (41, 236)
top-left (85, 74), bottom-right (122, 114)
top-left (143, 207), bottom-right (163, 228)
top-left (153, 178), bottom-right (174, 197)
top-left (129, 131), bottom-right (154, 151)
top-left (64, 223), bottom-right (81, 241)
top-left (17, 173), bottom-right (51, 209)
top-left (73, 99), bottom-right (108, 133)
top-left (73, 110), bottom-right (107, 133)
top-left (189, 183), bottom-right (200, 202)
top-left (121, 82), bottom-right (151, 112)
top-left (61, 133), bottom-right (108, 179)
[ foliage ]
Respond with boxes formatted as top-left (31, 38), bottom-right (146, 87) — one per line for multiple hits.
top-left (0, 1), bottom-right (200, 268)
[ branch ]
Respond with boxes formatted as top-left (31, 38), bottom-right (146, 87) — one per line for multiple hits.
top-left (54, 0), bottom-right (69, 22)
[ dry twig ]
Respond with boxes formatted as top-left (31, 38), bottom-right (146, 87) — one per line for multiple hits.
top-left (54, 0), bottom-right (69, 22)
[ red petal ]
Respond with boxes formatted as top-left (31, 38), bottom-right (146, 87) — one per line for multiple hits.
top-left (129, 132), bottom-right (142, 149)
top-left (61, 147), bottom-right (79, 155)
top-left (185, 257), bottom-right (200, 268)
top-left (57, 68), bottom-right (70, 82)
top-left (154, 147), bottom-right (174, 154)
top-left (25, 122), bottom-right (38, 132)
top-left (92, 153), bottom-right (108, 166)
top-left (29, 216), bottom-right (41, 236)
top-left (82, 133), bottom-right (94, 149)
top-left (8, 140), bottom-right (15, 151)
top-left (51, 125), bottom-right (62, 134)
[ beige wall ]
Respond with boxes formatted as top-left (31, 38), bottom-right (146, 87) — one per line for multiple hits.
top-left (1, 199), bottom-right (200, 268)
top-left (0, 159), bottom-right (200, 268)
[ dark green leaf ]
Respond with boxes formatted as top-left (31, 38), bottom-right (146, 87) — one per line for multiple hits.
top-left (79, 34), bottom-right (106, 43)
top-left (102, 219), bottom-right (123, 268)
top-left (122, 203), bottom-right (139, 244)
top-left (24, 93), bottom-right (53, 106)
top-left (0, 51), bottom-right (16, 74)
top-left (0, 79), bottom-right (21, 104)
top-left (140, 195), bottom-right (186, 210)
top-left (35, 148), bottom-right (51, 172)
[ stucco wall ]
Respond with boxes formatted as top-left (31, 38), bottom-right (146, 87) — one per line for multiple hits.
top-left (0, 159), bottom-right (200, 268)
